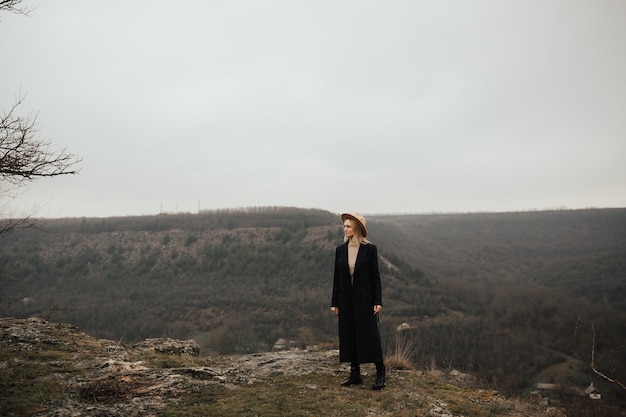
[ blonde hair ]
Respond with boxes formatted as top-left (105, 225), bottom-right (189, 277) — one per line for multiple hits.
top-left (343, 218), bottom-right (370, 244)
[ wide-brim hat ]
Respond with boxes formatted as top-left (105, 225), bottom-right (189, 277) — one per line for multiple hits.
top-left (341, 212), bottom-right (367, 237)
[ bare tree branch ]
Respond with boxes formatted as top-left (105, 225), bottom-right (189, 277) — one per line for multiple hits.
top-left (1, 94), bottom-right (81, 185)
top-left (2, 2), bottom-right (79, 236)
top-left (0, 95), bottom-right (81, 235)
top-left (0, 215), bottom-right (35, 236)
top-left (0, 0), bottom-right (34, 16)
top-left (574, 317), bottom-right (626, 391)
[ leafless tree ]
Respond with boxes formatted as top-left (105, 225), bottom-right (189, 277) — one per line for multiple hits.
top-left (574, 318), bottom-right (625, 391)
top-left (0, 95), bottom-right (81, 235)
top-left (1, 96), bottom-right (79, 184)
top-left (1, 2), bottom-right (80, 235)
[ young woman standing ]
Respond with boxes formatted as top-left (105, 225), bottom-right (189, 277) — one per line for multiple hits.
top-left (331, 212), bottom-right (386, 390)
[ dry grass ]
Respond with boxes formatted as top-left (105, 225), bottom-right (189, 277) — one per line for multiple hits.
top-left (157, 370), bottom-right (554, 417)
top-left (385, 330), bottom-right (418, 370)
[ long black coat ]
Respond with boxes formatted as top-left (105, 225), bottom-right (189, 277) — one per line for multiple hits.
top-left (331, 242), bottom-right (384, 364)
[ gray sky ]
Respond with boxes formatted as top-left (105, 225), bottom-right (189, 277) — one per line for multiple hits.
top-left (2, 1), bottom-right (625, 218)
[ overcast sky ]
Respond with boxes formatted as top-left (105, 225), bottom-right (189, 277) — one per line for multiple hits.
top-left (2, 1), bottom-right (625, 218)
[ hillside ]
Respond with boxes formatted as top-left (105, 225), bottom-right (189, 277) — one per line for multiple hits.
top-left (0, 317), bottom-right (576, 417)
top-left (1, 207), bottom-right (625, 401)
top-left (368, 209), bottom-right (626, 394)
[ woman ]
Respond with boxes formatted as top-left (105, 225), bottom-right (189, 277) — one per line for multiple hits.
top-left (331, 212), bottom-right (386, 390)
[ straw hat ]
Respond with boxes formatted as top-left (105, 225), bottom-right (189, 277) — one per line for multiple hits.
top-left (341, 212), bottom-right (367, 237)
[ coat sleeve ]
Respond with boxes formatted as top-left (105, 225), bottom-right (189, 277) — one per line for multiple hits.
top-left (370, 244), bottom-right (383, 306)
top-left (331, 246), bottom-right (341, 307)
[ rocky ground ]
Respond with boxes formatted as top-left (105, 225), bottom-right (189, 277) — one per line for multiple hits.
top-left (1, 317), bottom-right (565, 417)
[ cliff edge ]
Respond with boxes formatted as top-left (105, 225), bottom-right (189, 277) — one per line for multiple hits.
top-left (1, 317), bottom-right (562, 417)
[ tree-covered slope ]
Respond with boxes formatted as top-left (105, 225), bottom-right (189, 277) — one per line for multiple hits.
top-left (1, 207), bottom-right (624, 398)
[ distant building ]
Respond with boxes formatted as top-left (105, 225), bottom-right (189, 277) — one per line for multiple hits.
top-left (273, 338), bottom-right (301, 351)
top-left (584, 382), bottom-right (601, 400)
top-left (530, 383), bottom-right (562, 406)
top-left (530, 382), bottom-right (601, 406)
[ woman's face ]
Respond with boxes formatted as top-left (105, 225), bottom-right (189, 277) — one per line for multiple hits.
top-left (343, 219), bottom-right (356, 240)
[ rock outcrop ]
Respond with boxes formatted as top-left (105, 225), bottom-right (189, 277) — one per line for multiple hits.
top-left (0, 317), bottom-right (563, 417)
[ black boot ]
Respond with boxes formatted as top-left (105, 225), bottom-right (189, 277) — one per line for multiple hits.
top-left (371, 363), bottom-right (386, 390)
top-left (341, 364), bottom-right (363, 386)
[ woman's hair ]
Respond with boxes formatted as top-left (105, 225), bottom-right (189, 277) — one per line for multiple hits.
top-left (343, 218), bottom-right (370, 244)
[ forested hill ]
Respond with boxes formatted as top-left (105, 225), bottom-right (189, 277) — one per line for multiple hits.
top-left (1, 206), bottom-right (625, 399)
top-left (369, 208), bottom-right (626, 309)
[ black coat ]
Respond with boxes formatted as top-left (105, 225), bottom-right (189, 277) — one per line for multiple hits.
top-left (331, 242), bottom-right (384, 364)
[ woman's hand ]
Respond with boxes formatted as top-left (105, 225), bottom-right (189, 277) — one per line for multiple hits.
top-left (331, 307), bottom-right (339, 316)
top-left (373, 305), bottom-right (382, 315)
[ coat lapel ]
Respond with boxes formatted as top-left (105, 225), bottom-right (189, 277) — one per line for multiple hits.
top-left (354, 243), bottom-right (366, 273)
top-left (340, 243), bottom-right (349, 273)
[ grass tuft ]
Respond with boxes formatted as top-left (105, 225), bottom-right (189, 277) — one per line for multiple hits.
top-left (385, 330), bottom-right (418, 370)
